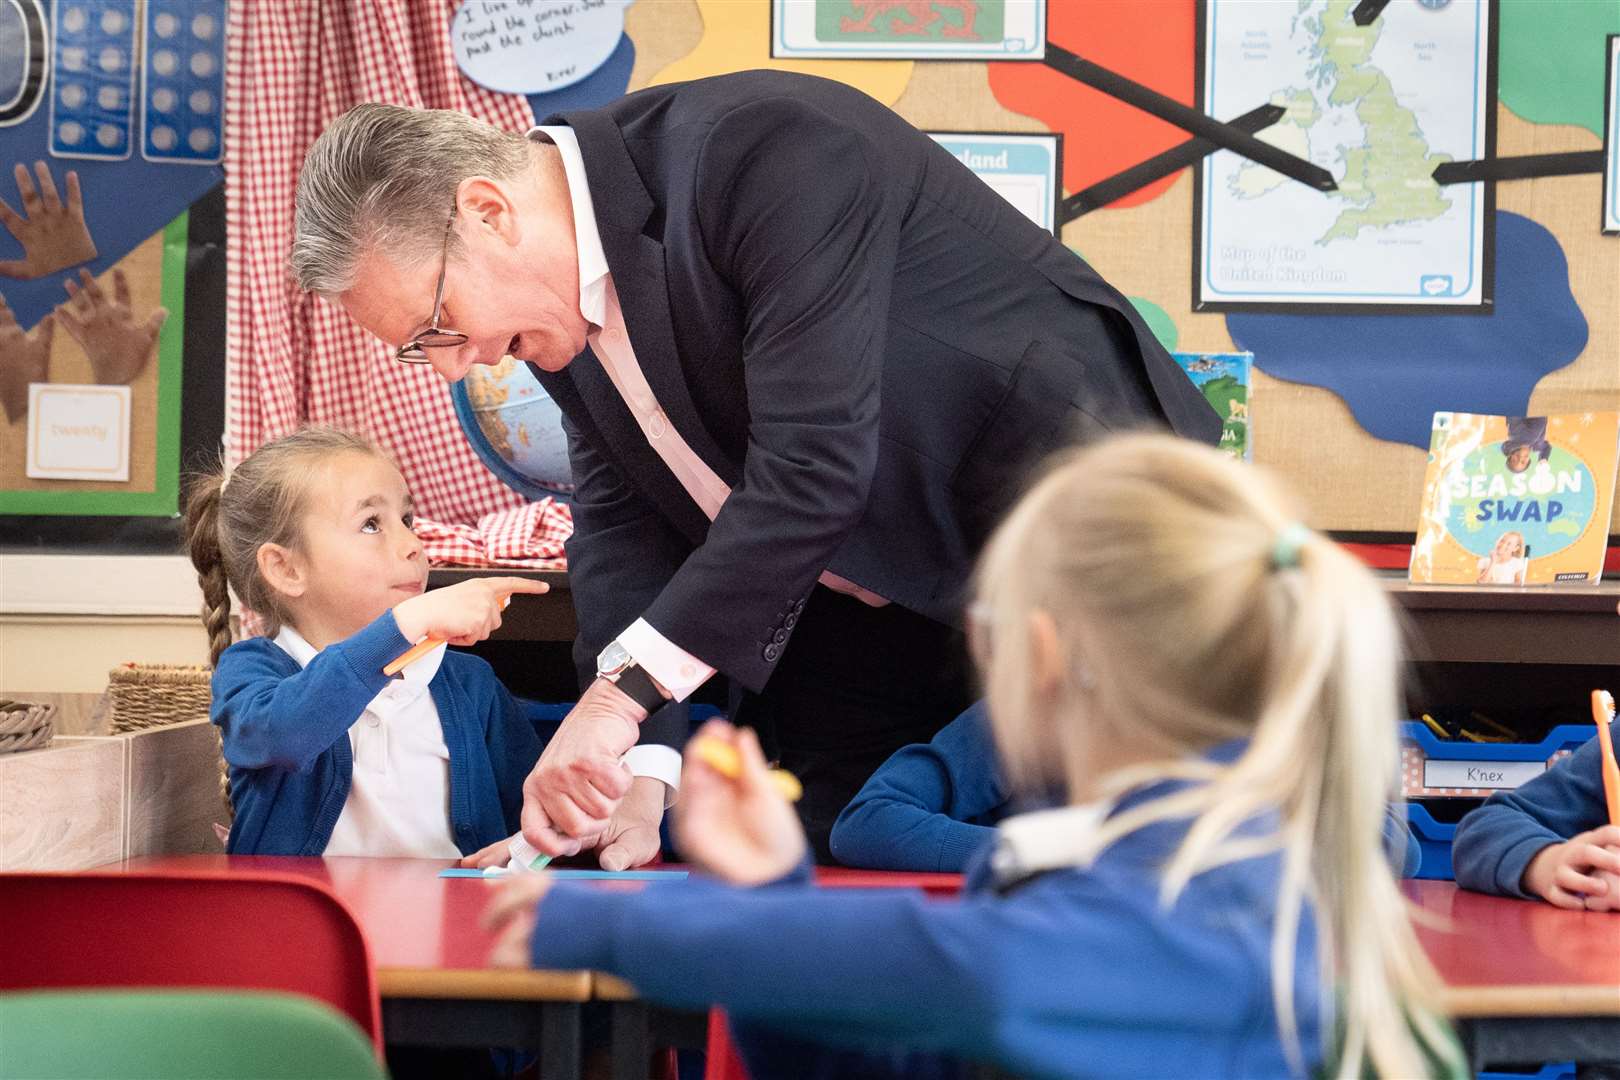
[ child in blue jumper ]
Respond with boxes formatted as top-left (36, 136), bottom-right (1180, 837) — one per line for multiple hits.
top-left (486, 433), bottom-right (1463, 1079)
top-left (184, 426), bottom-right (669, 863)
top-left (1452, 636), bottom-right (1620, 911)
top-left (830, 701), bottom-right (1424, 877)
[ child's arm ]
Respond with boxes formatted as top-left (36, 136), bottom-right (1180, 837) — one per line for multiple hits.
top-left (1452, 726), bottom-right (1619, 900)
top-left (213, 612), bottom-right (408, 772)
top-left (829, 704), bottom-right (1007, 872)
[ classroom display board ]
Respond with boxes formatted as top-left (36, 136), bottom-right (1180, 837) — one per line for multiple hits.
top-left (0, 0), bottom-right (221, 520)
top-left (614, 0), bottom-right (1620, 536)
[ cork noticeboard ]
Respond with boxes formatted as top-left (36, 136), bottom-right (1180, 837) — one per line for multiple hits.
top-left (620, 0), bottom-right (1620, 536)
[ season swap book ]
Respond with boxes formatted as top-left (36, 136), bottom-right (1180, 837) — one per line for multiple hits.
top-left (1410, 412), bottom-right (1620, 586)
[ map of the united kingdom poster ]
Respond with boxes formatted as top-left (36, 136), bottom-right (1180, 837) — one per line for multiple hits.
top-left (1196, 0), bottom-right (1493, 311)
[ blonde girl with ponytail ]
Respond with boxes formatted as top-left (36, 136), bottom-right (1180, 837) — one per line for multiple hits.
top-left (183, 426), bottom-right (552, 861)
top-left (487, 432), bottom-right (1463, 1080)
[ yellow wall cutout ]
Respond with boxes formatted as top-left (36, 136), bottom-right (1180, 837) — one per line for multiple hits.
top-left (646, 0), bottom-right (913, 105)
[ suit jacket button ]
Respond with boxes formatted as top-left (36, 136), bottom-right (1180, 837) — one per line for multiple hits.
top-left (763, 643), bottom-right (781, 662)
top-left (793, 599), bottom-right (806, 613)
top-left (784, 611), bottom-right (798, 629)
top-left (773, 629), bottom-right (788, 644)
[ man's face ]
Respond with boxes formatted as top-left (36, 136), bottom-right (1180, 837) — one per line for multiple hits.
top-left (338, 178), bottom-right (587, 381)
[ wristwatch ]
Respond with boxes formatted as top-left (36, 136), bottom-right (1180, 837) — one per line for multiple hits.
top-left (595, 639), bottom-right (669, 716)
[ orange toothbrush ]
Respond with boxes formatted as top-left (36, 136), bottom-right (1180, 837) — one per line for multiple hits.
top-left (1593, 690), bottom-right (1620, 827)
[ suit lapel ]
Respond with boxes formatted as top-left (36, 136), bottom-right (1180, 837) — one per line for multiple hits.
top-left (555, 107), bottom-right (743, 493)
top-left (533, 350), bottom-right (712, 546)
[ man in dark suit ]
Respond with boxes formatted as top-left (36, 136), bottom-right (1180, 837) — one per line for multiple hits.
top-left (295, 71), bottom-right (1219, 864)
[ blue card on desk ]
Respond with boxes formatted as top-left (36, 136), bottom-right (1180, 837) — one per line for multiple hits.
top-left (439, 868), bottom-right (689, 881)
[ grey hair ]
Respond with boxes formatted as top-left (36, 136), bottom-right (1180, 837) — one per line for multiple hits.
top-left (290, 103), bottom-right (534, 295)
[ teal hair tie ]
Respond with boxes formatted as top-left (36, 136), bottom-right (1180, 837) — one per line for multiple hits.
top-left (1270, 523), bottom-right (1311, 570)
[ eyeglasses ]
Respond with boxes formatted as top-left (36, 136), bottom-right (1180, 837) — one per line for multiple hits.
top-left (395, 211), bottom-right (470, 365)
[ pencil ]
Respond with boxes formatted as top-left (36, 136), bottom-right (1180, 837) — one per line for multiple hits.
top-left (1593, 690), bottom-right (1620, 828)
top-left (691, 736), bottom-right (803, 802)
top-left (384, 594), bottom-right (510, 676)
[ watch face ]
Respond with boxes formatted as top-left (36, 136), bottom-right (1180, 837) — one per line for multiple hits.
top-left (596, 639), bottom-right (632, 676)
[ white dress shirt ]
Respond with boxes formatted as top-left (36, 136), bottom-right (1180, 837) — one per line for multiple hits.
top-left (534, 125), bottom-right (888, 706)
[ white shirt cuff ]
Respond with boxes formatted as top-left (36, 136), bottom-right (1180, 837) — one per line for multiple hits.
top-left (622, 744), bottom-right (682, 808)
top-left (617, 617), bottom-right (714, 703)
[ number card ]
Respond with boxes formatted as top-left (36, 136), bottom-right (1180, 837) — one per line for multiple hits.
top-left (48, 0), bottom-right (137, 161)
top-left (26, 383), bottom-right (132, 482)
top-left (141, 0), bottom-right (224, 164)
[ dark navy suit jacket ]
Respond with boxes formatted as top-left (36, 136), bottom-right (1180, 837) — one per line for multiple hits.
top-left (533, 71), bottom-right (1220, 736)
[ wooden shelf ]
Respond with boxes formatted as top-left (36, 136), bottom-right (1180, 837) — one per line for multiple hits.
top-left (1384, 576), bottom-right (1619, 666)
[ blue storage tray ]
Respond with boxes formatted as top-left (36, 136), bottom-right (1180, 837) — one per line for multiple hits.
top-left (1400, 722), bottom-right (1591, 800)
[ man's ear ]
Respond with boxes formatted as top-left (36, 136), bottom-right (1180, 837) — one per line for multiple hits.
top-left (456, 176), bottom-right (522, 247)
top-left (257, 542), bottom-right (308, 600)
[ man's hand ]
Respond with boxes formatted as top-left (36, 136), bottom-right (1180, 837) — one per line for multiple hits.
top-left (55, 268), bottom-right (166, 385)
top-left (520, 677), bottom-right (642, 856)
top-left (0, 162), bottom-right (97, 279)
top-left (1523, 825), bottom-right (1620, 911)
top-left (0, 292), bottom-right (51, 422)
top-left (585, 776), bottom-right (667, 871)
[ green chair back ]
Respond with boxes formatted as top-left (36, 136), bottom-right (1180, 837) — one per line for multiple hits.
top-left (0, 989), bottom-right (386, 1079)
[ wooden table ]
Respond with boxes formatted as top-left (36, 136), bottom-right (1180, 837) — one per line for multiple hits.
top-left (103, 855), bottom-right (594, 1079)
top-left (1405, 879), bottom-right (1620, 1068)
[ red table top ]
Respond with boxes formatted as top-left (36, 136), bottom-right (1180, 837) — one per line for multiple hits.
top-left (104, 856), bottom-right (963, 999)
top-left (107, 860), bottom-right (1615, 1017)
top-left (1403, 879), bottom-right (1620, 1017)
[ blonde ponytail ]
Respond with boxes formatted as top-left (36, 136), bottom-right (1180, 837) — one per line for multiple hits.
top-left (974, 433), bottom-right (1460, 1078)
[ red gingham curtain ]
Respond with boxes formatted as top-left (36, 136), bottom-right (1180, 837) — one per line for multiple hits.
top-left (222, 0), bottom-right (535, 527)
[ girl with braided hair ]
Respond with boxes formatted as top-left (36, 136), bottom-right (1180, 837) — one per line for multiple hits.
top-left (184, 426), bottom-right (552, 859)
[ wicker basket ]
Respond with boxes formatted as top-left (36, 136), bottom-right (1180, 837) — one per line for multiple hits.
top-left (0, 700), bottom-right (55, 754)
top-left (107, 663), bottom-right (212, 734)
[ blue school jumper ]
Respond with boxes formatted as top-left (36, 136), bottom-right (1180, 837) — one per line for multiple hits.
top-left (530, 749), bottom-right (1329, 1080)
top-left (211, 611), bottom-right (540, 856)
top-left (831, 703), bottom-right (1423, 877)
top-left (1452, 721), bottom-right (1620, 898)
top-left (829, 702), bottom-right (1008, 872)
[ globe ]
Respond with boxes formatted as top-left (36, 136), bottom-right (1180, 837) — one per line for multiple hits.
top-left (449, 358), bottom-right (574, 501)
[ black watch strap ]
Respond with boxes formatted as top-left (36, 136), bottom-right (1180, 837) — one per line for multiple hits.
top-left (606, 663), bottom-right (668, 716)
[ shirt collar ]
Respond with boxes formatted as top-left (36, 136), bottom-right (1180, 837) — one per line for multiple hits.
top-left (989, 739), bottom-right (1252, 883)
top-left (273, 622), bottom-right (445, 687)
top-left (531, 125), bottom-right (609, 328)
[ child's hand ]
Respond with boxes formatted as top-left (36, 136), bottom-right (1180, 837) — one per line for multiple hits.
top-left (675, 720), bottom-right (807, 886)
top-left (460, 835), bottom-right (516, 871)
top-left (393, 576), bottom-right (549, 646)
top-left (483, 874), bottom-right (553, 968)
top-left (1523, 826), bottom-right (1620, 911)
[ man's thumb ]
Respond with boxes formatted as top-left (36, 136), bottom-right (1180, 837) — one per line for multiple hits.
top-left (598, 843), bottom-right (631, 872)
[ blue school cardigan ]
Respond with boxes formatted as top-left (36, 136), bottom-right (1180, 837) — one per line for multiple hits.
top-left (832, 702), bottom-right (1424, 877)
top-left (1451, 721), bottom-right (1619, 898)
top-left (530, 758), bottom-right (1329, 1080)
top-left (212, 611), bottom-right (540, 856)
top-left (829, 702), bottom-right (1008, 872)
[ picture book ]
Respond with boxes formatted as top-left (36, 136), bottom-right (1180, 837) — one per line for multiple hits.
top-left (1410, 412), bottom-right (1620, 586)
top-left (1172, 352), bottom-right (1252, 461)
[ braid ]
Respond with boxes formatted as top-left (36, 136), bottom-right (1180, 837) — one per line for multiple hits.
top-left (183, 470), bottom-right (235, 823)
top-left (184, 472), bottom-right (234, 666)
